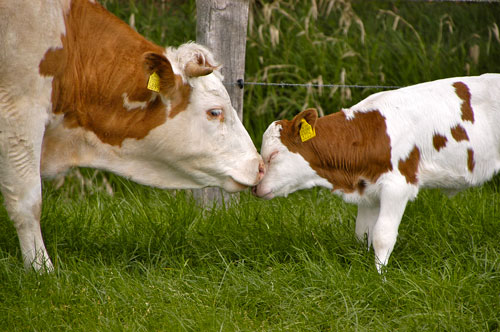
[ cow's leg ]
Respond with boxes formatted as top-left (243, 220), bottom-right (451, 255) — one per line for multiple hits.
top-left (2, 178), bottom-right (51, 272)
top-left (0, 98), bottom-right (52, 272)
top-left (355, 203), bottom-right (380, 249)
top-left (371, 181), bottom-right (415, 273)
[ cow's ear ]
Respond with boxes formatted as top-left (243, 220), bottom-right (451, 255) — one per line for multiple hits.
top-left (142, 52), bottom-right (178, 94)
top-left (291, 108), bottom-right (318, 142)
top-left (185, 54), bottom-right (218, 78)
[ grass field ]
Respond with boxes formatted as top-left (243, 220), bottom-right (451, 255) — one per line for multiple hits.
top-left (1, 0), bottom-right (500, 331)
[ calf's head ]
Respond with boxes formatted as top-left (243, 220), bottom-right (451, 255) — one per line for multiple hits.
top-left (254, 108), bottom-right (332, 198)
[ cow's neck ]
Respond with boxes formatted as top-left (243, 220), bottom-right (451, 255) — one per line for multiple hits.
top-left (41, 111), bottom-right (212, 190)
top-left (41, 118), bottom-right (120, 178)
top-left (40, 0), bottom-right (169, 147)
top-left (41, 120), bottom-right (198, 189)
top-left (38, 0), bottom-right (203, 189)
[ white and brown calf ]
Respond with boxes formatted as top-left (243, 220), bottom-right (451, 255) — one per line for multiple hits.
top-left (255, 74), bottom-right (500, 273)
top-left (0, 0), bottom-right (264, 271)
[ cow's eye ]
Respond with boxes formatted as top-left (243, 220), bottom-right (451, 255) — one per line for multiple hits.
top-left (207, 108), bottom-right (223, 120)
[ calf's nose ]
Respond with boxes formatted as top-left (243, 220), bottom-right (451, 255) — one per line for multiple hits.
top-left (252, 185), bottom-right (258, 196)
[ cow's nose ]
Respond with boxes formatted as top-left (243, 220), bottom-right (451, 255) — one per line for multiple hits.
top-left (257, 160), bottom-right (266, 182)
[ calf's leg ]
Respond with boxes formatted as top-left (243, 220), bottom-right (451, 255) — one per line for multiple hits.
top-left (355, 203), bottom-right (380, 250)
top-left (371, 180), bottom-right (415, 273)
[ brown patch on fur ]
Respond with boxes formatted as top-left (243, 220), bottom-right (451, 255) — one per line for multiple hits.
top-left (432, 134), bottom-right (447, 152)
top-left (398, 146), bottom-right (420, 184)
top-left (279, 109), bottom-right (393, 194)
top-left (453, 82), bottom-right (474, 123)
top-left (357, 179), bottom-right (367, 194)
top-left (39, 0), bottom-right (191, 146)
top-left (450, 124), bottom-right (469, 142)
top-left (467, 148), bottom-right (475, 172)
top-left (38, 47), bottom-right (66, 77)
top-left (169, 81), bottom-right (192, 119)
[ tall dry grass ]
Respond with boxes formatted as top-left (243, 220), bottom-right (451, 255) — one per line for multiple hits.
top-left (244, 0), bottom-right (500, 146)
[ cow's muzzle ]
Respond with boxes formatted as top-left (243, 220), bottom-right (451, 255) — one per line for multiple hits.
top-left (225, 157), bottom-right (266, 192)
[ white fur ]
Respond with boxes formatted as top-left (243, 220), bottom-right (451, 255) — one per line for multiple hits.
top-left (122, 93), bottom-right (148, 111)
top-left (165, 42), bottom-right (221, 82)
top-left (258, 74), bottom-right (500, 273)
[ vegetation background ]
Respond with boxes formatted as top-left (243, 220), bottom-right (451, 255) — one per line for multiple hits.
top-left (1, 0), bottom-right (500, 331)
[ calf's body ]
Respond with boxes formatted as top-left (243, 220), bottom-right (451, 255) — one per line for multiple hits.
top-left (0, 0), bottom-right (263, 271)
top-left (256, 74), bottom-right (500, 272)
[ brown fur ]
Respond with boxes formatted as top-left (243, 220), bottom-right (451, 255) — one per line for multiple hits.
top-left (279, 109), bottom-right (393, 194)
top-left (450, 124), bottom-right (469, 142)
top-left (467, 148), bottom-right (475, 172)
top-left (432, 134), bottom-right (448, 151)
top-left (39, 0), bottom-right (191, 146)
top-left (398, 146), bottom-right (420, 184)
top-left (453, 82), bottom-right (474, 123)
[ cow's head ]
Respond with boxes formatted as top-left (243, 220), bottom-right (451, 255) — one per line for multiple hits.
top-left (129, 43), bottom-right (265, 192)
top-left (41, 43), bottom-right (264, 192)
top-left (254, 108), bottom-right (332, 198)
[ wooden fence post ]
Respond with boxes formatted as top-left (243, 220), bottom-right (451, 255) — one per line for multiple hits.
top-left (192, 0), bottom-right (250, 207)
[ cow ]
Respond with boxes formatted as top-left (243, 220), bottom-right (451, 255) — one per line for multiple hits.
top-left (0, 0), bottom-right (265, 272)
top-left (254, 74), bottom-right (500, 273)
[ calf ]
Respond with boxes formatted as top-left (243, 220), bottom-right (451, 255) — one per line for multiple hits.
top-left (0, 0), bottom-right (264, 271)
top-left (255, 74), bottom-right (500, 273)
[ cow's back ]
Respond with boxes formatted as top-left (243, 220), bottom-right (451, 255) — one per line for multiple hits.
top-left (348, 74), bottom-right (500, 189)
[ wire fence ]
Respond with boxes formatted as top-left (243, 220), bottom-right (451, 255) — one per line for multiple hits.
top-left (225, 80), bottom-right (403, 90)
top-left (225, 0), bottom-right (498, 91)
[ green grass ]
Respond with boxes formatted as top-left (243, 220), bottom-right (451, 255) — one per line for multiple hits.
top-left (2, 180), bottom-right (500, 331)
top-left (244, 0), bottom-right (500, 145)
top-left (2, 0), bottom-right (500, 331)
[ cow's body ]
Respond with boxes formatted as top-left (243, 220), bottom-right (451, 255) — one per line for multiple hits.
top-left (0, 0), bottom-right (264, 271)
top-left (255, 74), bottom-right (500, 273)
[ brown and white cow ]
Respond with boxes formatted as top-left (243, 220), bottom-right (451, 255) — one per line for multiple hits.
top-left (255, 74), bottom-right (500, 273)
top-left (0, 0), bottom-right (264, 271)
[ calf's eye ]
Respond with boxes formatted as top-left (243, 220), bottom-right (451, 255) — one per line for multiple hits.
top-left (268, 151), bottom-right (279, 163)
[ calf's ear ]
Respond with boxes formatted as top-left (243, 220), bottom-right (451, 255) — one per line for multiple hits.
top-left (142, 52), bottom-right (179, 95)
top-left (289, 108), bottom-right (318, 143)
top-left (292, 108), bottom-right (318, 130)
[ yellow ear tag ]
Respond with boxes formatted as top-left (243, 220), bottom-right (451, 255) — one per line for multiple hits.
top-left (300, 118), bottom-right (316, 142)
top-left (147, 72), bottom-right (161, 92)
